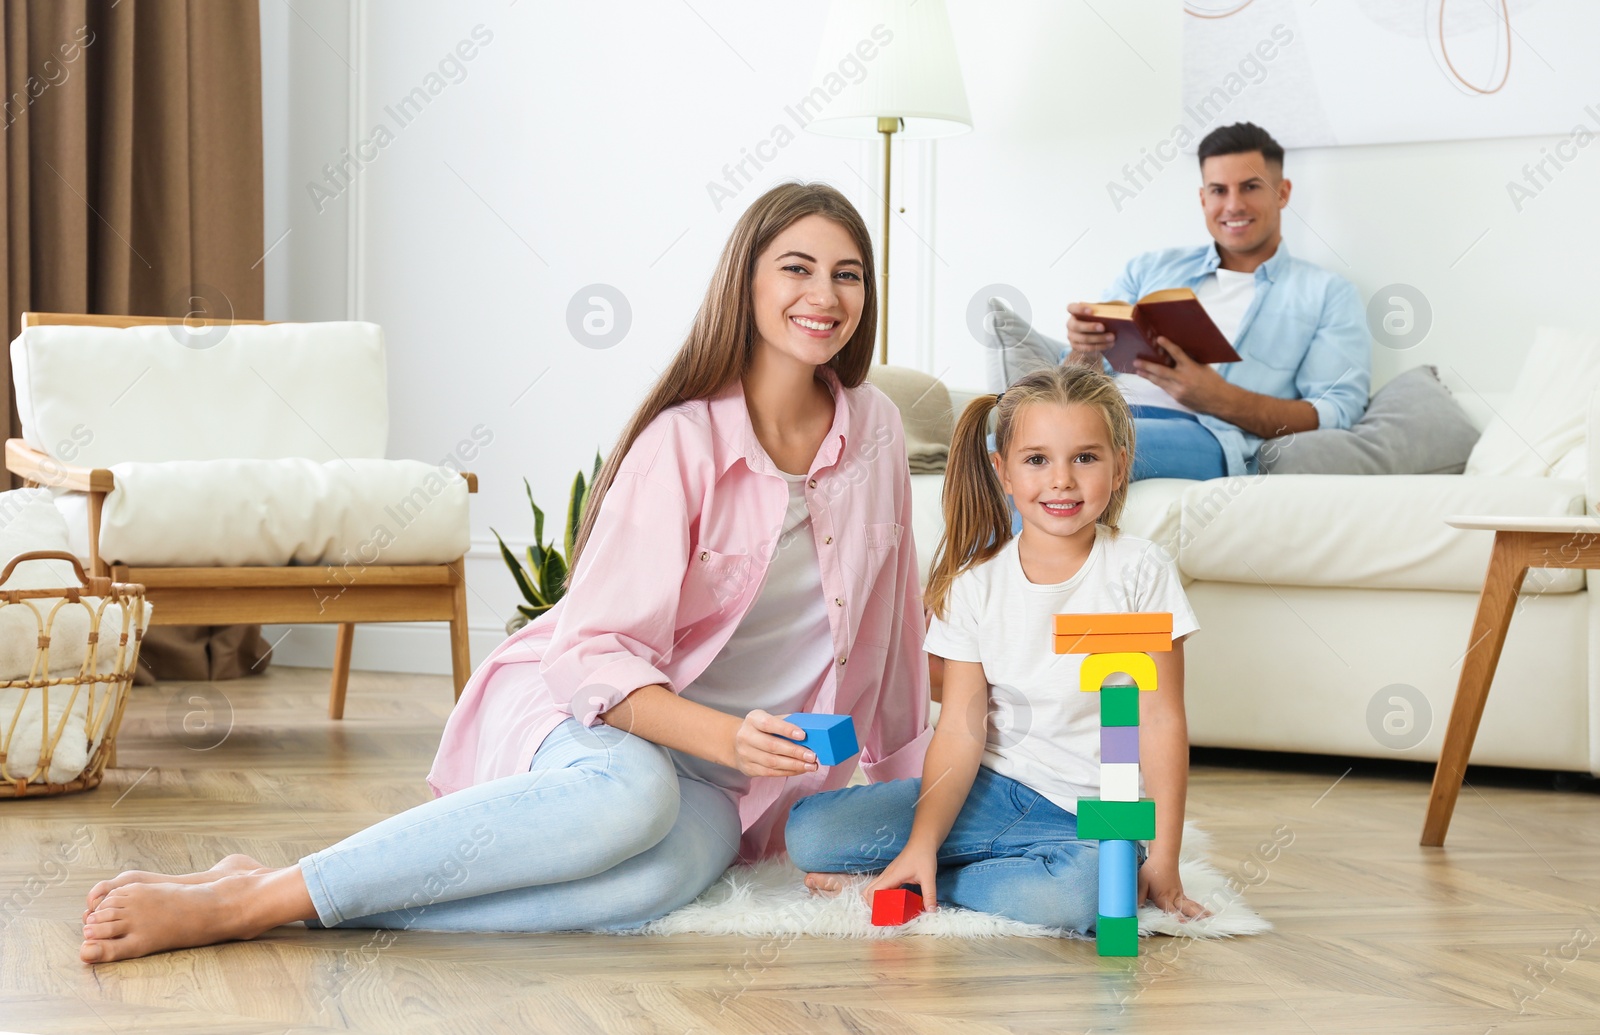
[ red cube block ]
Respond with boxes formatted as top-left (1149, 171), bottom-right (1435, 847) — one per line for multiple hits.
top-left (871, 887), bottom-right (925, 926)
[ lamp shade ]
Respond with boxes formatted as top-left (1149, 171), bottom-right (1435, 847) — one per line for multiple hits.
top-left (803, 0), bottom-right (972, 140)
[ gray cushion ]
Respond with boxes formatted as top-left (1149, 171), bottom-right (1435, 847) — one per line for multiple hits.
top-left (1258, 365), bottom-right (1481, 475)
top-left (984, 296), bottom-right (1067, 393)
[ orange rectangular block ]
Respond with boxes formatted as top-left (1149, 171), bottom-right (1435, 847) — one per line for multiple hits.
top-left (1054, 632), bottom-right (1172, 655)
top-left (1054, 612), bottom-right (1172, 637)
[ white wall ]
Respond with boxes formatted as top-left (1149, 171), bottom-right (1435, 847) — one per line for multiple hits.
top-left (261, 0), bottom-right (1600, 675)
top-left (260, 0), bottom-right (353, 323)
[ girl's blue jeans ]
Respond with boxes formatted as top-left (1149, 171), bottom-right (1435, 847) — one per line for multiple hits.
top-left (787, 765), bottom-right (1141, 932)
top-left (298, 718), bottom-right (740, 931)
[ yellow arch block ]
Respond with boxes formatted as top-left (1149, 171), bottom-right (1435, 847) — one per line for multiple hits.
top-left (1078, 651), bottom-right (1157, 693)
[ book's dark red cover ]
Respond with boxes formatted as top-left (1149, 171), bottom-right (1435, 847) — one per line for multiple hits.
top-left (1099, 311), bottom-right (1167, 375)
top-left (1093, 292), bottom-right (1242, 374)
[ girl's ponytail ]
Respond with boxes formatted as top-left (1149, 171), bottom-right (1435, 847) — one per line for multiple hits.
top-left (925, 394), bottom-right (1012, 619)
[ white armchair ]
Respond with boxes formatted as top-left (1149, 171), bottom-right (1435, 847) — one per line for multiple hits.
top-left (6, 312), bottom-right (476, 718)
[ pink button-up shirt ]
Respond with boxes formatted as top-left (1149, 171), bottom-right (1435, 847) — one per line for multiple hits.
top-left (427, 368), bottom-right (932, 862)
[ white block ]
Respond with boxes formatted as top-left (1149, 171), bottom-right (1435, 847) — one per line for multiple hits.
top-left (1099, 762), bottom-right (1141, 802)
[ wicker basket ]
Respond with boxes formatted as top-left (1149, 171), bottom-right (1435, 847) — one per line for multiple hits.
top-left (0, 550), bottom-right (147, 797)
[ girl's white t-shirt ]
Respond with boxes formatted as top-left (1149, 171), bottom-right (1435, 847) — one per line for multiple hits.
top-left (1116, 266), bottom-right (1257, 414)
top-left (923, 525), bottom-right (1200, 813)
top-left (671, 470), bottom-right (833, 795)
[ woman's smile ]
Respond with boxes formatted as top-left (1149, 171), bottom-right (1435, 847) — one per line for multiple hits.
top-left (789, 313), bottom-right (840, 338)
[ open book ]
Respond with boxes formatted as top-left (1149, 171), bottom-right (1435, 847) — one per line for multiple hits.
top-left (1086, 288), bottom-right (1243, 375)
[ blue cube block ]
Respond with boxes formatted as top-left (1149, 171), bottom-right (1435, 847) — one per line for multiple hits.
top-left (1097, 838), bottom-right (1138, 918)
top-left (782, 713), bottom-right (859, 766)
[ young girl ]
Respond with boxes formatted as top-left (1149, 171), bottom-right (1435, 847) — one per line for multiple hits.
top-left (787, 364), bottom-right (1208, 930)
top-left (78, 182), bottom-right (931, 962)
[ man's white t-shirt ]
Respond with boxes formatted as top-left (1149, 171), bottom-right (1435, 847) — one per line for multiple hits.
top-left (923, 526), bottom-right (1200, 813)
top-left (1116, 267), bottom-right (1256, 414)
top-left (671, 470), bottom-right (833, 796)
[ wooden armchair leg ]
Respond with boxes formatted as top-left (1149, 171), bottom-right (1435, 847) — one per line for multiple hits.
top-left (330, 623), bottom-right (356, 720)
top-left (449, 563), bottom-right (471, 700)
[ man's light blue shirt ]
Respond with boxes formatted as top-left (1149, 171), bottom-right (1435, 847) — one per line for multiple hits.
top-left (1095, 242), bottom-right (1371, 476)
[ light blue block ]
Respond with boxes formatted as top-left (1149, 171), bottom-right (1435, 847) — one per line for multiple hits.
top-left (782, 713), bottom-right (859, 766)
top-left (1098, 838), bottom-right (1137, 918)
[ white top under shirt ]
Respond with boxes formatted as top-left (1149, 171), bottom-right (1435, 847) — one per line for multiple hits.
top-left (671, 471), bottom-right (832, 796)
top-left (923, 526), bottom-right (1200, 813)
top-left (1116, 266), bottom-right (1256, 414)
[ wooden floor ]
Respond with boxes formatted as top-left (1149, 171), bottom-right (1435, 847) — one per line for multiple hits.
top-left (2, 666), bottom-right (1598, 1034)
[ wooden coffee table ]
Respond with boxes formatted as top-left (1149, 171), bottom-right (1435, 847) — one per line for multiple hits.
top-left (1422, 514), bottom-right (1600, 846)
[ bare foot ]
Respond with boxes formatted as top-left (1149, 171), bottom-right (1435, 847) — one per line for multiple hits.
top-left (84, 854), bottom-right (268, 916)
top-left (81, 873), bottom-right (272, 963)
top-left (804, 872), bottom-right (853, 896)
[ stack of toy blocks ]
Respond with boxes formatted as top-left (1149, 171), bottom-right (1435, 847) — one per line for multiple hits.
top-left (1053, 612), bottom-right (1173, 957)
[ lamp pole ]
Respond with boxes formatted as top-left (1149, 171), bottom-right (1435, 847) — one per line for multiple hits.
top-left (877, 116), bottom-right (899, 366)
top-left (804, 0), bottom-right (970, 367)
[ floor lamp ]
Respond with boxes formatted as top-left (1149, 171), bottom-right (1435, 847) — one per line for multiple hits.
top-left (804, 0), bottom-right (972, 365)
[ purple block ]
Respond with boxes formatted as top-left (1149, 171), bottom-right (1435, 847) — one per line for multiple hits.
top-left (1101, 725), bottom-right (1139, 764)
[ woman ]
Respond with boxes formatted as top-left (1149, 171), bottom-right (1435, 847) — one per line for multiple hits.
top-left (78, 183), bottom-right (931, 962)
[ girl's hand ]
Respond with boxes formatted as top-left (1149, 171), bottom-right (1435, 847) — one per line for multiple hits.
top-left (732, 710), bottom-right (819, 778)
top-left (1137, 855), bottom-right (1211, 921)
top-left (863, 843), bottom-right (940, 911)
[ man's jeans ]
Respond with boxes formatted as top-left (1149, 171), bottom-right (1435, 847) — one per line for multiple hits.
top-left (1129, 405), bottom-right (1227, 481)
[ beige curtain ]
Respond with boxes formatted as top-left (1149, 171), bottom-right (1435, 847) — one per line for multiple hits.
top-left (1, 0), bottom-right (268, 680)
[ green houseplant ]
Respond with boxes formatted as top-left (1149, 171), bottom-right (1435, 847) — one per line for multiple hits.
top-left (495, 453), bottom-right (602, 635)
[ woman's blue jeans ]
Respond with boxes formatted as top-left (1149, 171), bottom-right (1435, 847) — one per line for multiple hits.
top-left (787, 766), bottom-right (1140, 932)
top-left (298, 719), bottom-right (740, 931)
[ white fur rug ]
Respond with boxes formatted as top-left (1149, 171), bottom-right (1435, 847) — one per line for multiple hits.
top-left (636, 824), bottom-right (1269, 940)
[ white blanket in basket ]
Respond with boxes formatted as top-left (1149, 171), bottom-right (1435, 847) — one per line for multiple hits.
top-left (0, 489), bottom-right (150, 785)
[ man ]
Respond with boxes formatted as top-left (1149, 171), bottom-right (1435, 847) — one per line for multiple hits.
top-left (1067, 122), bottom-right (1369, 479)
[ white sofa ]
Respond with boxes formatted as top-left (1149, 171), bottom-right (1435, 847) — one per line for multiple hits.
top-left (905, 374), bottom-right (1600, 777)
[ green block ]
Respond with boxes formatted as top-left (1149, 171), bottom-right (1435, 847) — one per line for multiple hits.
top-left (1096, 914), bottom-right (1139, 956)
top-left (1077, 798), bottom-right (1156, 840)
top-left (1100, 684), bottom-right (1140, 727)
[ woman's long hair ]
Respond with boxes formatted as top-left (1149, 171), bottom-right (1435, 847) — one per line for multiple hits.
top-left (567, 182), bottom-right (877, 578)
top-left (924, 364), bottom-right (1135, 619)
